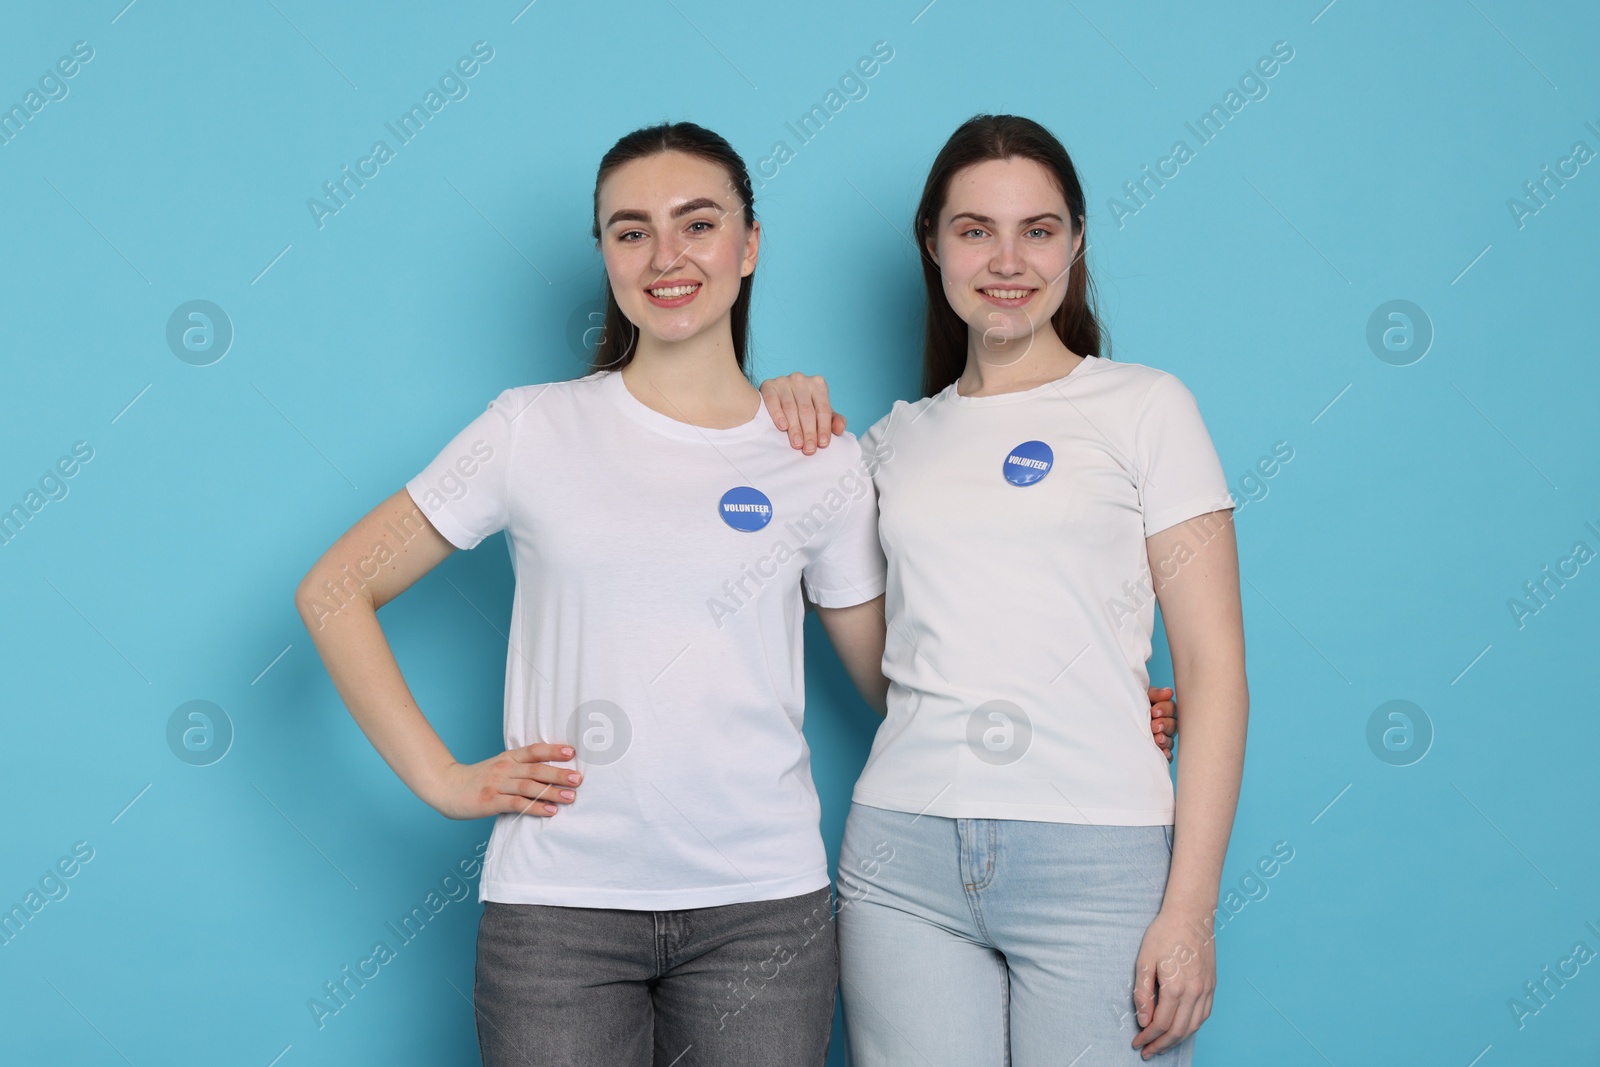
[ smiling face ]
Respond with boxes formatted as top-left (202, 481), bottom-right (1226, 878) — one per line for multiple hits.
top-left (596, 150), bottom-right (758, 349)
top-left (925, 156), bottom-right (1083, 352)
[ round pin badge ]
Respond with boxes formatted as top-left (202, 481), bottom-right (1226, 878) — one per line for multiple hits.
top-left (1003, 441), bottom-right (1053, 486)
top-left (719, 486), bottom-right (773, 531)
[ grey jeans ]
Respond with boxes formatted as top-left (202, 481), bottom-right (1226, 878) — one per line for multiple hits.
top-left (473, 885), bottom-right (838, 1067)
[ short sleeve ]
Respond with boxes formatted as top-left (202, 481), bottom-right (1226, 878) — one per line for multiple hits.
top-left (1132, 373), bottom-right (1236, 537)
top-left (800, 435), bottom-right (888, 608)
top-left (404, 386), bottom-right (526, 550)
top-left (858, 408), bottom-right (894, 468)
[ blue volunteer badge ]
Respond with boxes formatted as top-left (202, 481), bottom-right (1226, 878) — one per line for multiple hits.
top-left (719, 486), bottom-right (773, 531)
top-left (1003, 441), bottom-right (1054, 486)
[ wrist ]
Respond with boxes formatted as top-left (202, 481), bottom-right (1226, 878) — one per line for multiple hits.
top-left (1158, 889), bottom-right (1220, 925)
top-left (413, 757), bottom-right (459, 810)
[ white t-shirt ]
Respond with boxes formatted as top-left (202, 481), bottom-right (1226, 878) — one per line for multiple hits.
top-left (405, 369), bottom-right (887, 909)
top-left (852, 355), bottom-right (1235, 825)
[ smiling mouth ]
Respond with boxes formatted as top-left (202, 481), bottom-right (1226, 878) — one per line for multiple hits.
top-left (646, 282), bottom-right (701, 305)
top-left (979, 287), bottom-right (1036, 304)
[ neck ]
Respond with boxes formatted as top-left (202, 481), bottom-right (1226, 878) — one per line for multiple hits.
top-left (956, 326), bottom-right (1082, 397)
top-left (620, 313), bottom-right (758, 428)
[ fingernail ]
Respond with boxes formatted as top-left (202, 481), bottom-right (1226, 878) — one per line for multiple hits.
top-left (561, 747), bottom-right (574, 757)
top-left (560, 789), bottom-right (575, 800)
top-left (543, 803), bottom-right (558, 814)
top-left (568, 773), bottom-right (581, 784)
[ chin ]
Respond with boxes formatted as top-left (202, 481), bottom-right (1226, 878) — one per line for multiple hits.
top-left (642, 314), bottom-right (711, 343)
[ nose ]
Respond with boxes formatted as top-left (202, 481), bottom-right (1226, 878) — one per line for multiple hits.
top-left (650, 230), bottom-right (690, 275)
top-left (989, 236), bottom-right (1024, 277)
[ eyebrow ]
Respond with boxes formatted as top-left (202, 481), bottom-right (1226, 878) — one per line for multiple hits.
top-left (605, 197), bottom-right (727, 228)
top-left (949, 211), bottom-right (1064, 226)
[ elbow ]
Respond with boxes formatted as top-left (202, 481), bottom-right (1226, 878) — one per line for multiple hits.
top-left (293, 574), bottom-right (324, 630)
top-left (296, 566), bottom-right (379, 631)
top-left (294, 569), bottom-right (352, 631)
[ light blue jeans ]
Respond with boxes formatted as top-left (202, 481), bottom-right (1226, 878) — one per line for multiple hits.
top-left (836, 802), bottom-right (1194, 1066)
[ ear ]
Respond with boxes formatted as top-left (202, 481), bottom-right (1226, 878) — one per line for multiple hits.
top-left (741, 218), bottom-right (761, 277)
top-left (923, 227), bottom-right (939, 267)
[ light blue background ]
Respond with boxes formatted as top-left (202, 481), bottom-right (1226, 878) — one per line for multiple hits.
top-left (2, 1), bottom-right (1596, 1064)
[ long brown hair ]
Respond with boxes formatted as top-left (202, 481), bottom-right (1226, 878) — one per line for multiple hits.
top-left (914, 114), bottom-right (1108, 397)
top-left (586, 122), bottom-right (757, 376)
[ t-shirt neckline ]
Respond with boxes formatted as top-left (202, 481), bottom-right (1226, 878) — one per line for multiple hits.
top-left (940, 354), bottom-right (1103, 406)
top-left (601, 368), bottom-right (772, 442)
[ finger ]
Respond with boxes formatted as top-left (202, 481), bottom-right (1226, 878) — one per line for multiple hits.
top-left (831, 411), bottom-right (848, 437)
top-left (1152, 991), bottom-right (1203, 1055)
top-left (1147, 991), bottom-right (1199, 1055)
top-left (516, 743), bottom-right (575, 763)
top-left (777, 378), bottom-right (806, 449)
top-left (1133, 1003), bottom-right (1170, 1056)
top-left (813, 381), bottom-right (833, 449)
top-left (1132, 958), bottom-right (1156, 1031)
top-left (1150, 699), bottom-right (1175, 717)
top-left (1132, 966), bottom-right (1184, 1049)
top-left (759, 380), bottom-right (790, 431)
top-left (512, 779), bottom-right (577, 805)
top-left (1146, 686), bottom-right (1173, 704)
top-left (520, 763), bottom-right (584, 789)
top-left (1151, 715), bottom-right (1176, 736)
top-left (794, 387), bottom-right (819, 454)
top-left (502, 792), bottom-right (561, 817)
top-left (1139, 976), bottom-right (1182, 1054)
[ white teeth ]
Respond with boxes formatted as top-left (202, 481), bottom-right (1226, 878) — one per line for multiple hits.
top-left (648, 284), bottom-right (699, 298)
top-left (984, 288), bottom-right (1031, 300)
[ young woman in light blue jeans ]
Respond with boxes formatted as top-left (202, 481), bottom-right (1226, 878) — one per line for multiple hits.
top-left (760, 114), bottom-right (1248, 1065)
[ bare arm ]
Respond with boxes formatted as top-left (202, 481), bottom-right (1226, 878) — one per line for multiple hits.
top-left (814, 595), bottom-right (889, 716)
top-left (1132, 509), bottom-right (1248, 1057)
top-left (294, 489), bottom-right (580, 819)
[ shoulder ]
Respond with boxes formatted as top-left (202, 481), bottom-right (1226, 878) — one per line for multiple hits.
top-left (484, 372), bottom-right (608, 420)
top-left (862, 393), bottom-right (940, 447)
top-left (803, 428), bottom-right (871, 477)
top-left (1082, 357), bottom-right (1174, 394)
top-left (1078, 358), bottom-right (1201, 415)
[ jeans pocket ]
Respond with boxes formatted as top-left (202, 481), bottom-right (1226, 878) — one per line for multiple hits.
top-left (1162, 824), bottom-right (1174, 857)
